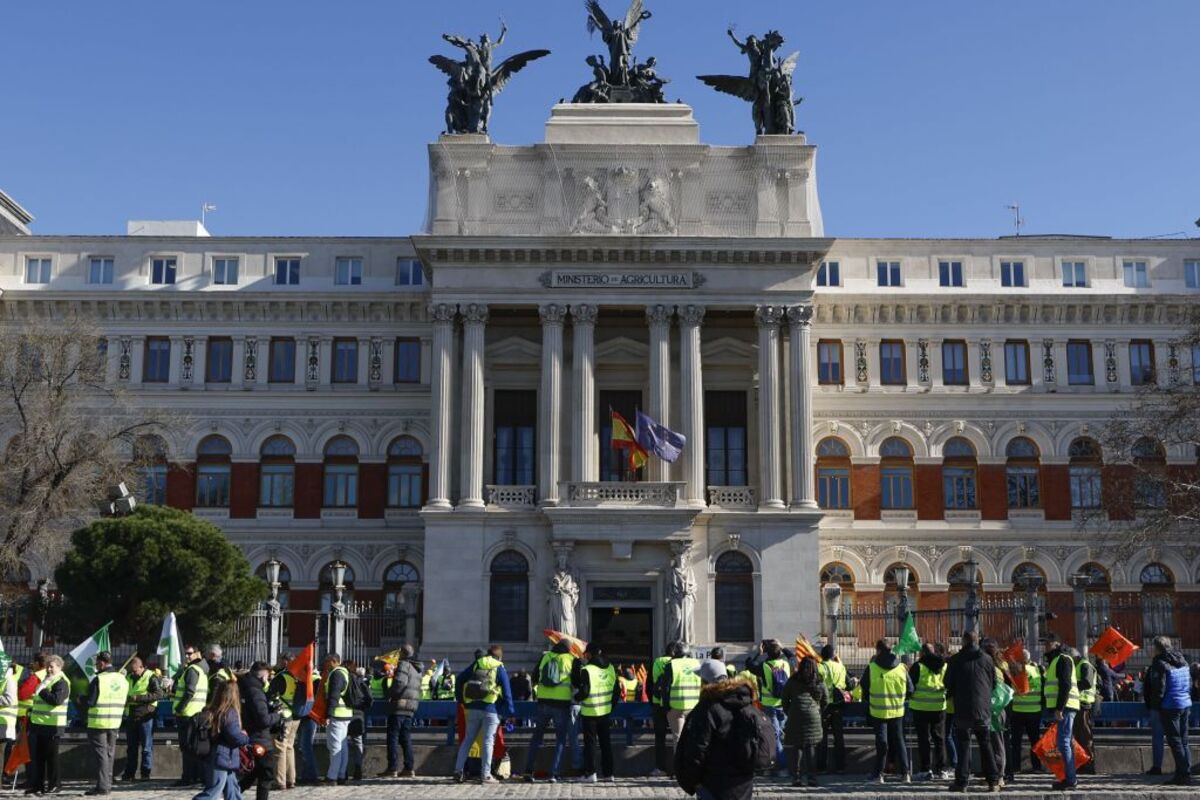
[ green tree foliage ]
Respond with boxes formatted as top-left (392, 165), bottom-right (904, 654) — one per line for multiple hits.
top-left (53, 505), bottom-right (266, 649)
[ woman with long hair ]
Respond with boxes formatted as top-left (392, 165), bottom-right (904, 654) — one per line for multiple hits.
top-left (193, 678), bottom-right (250, 800)
top-left (782, 655), bottom-right (828, 787)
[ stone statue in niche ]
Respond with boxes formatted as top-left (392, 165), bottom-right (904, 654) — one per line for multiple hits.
top-left (665, 545), bottom-right (697, 645)
top-left (637, 176), bottom-right (675, 233)
top-left (547, 548), bottom-right (581, 637)
top-left (697, 28), bottom-right (802, 135)
top-left (570, 176), bottom-right (617, 234)
top-left (574, 0), bottom-right (669, 103)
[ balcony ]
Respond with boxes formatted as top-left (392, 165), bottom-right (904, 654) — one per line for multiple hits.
top-left (560, 481), bottom-right (685, 508)
top-left (706, 485), bottom-right (757, 509)
top-left (485, 485), bottom-right (537, 509)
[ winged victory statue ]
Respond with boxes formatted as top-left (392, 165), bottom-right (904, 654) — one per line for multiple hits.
top-left (430, 22), bottom-right (550, 134)
top-left (697, 28), bottom-right (802, 135)
top-left (573, 0), bottom-right (669, 103)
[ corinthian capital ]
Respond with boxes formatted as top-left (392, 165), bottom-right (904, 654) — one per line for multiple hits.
top-left (677, 304), bottom-right (705, 326)
top-left (787, 304), bottom-right (815, 327)
top-left (570, 304), bottom-right (598, 325)
top-left (460, 303), bottom-right (489, 325)
top-left (428, 303), bottom-right (457, 324)
top-left (754, 305), bottom-right (784, 328)
top-left (539, 303), bottom-right (567, 325)
top-left (645, 304), bottom-right (674, 328)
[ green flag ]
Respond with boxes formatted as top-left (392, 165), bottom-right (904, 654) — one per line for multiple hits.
top-left (157, 612), bottom-right (183, 678)
top-left (66, 622), bottom-right (112, 697)
top-left (895, 612), bottom-right (921, 655)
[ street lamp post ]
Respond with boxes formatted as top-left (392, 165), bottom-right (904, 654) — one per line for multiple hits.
top-left (1069, 572), bottom-right (1091, 657)
top-left (331, 561), bottom-right (347, 657)
top-left (265, 558), bottom-right (282, 666)
top-left (823, 583), bottom-right (843, 647)
top-left (893, 565), bottom-right (911, 634)
top-left (1018, 573), bottom-right (1044, 662)
top-left (963, 559), bottom-right (980, 637)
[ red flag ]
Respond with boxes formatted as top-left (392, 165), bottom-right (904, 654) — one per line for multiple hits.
top-left (1002, 638), bottom-right (1025, 665)
top-left (543, 628), bottom-right (586, 658)
top-left (1032, 722), bottom-right (1091, 781)
top-left (794, 634), bottom-right (822, 664)
top-left (287, 642), bottom-right (317, 720)
top-left (609, 410), bottom-right (649, 472)
top-left (4, 719), bottom-right (30, 774)
top-left (16, 670), bottom-right (39, 702)
top-left (1091, 626), bottom-right (1138, 669)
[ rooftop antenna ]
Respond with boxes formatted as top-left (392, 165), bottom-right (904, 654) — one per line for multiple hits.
top-left (1005, 203), bottom-right (1023, 236)
top-left (201, 202), bottom-right (217, 227)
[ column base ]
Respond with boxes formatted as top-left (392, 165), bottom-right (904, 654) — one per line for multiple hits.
top-left (455, 499), bottom-right (486, 511)
top-left (759, 499), bottom-right (787, 511)
top-left (683, 499), bottom-right (708, 510)
top-left (790, 500), bottom-right (820, 510)
top-left (422, 499), bottom-right (453, 511)
top-left (539, 498), bottom-right (561, 509)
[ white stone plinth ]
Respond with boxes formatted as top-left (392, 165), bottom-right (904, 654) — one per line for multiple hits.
top-left (544, 103), bottom-right (700, 145)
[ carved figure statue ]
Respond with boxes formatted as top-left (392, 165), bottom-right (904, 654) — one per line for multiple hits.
top-left (572, 55), bottom-right (611, 103)
top-left (630, 57), bottom-right (669, 103)
top-left (571, 176), bottom-right (616, 234)
top-left (585, 0), bottom-right (652, 87)
top-left (698, 27), bottom-right (802, 135)
top-left (547, 549), bottom-right (581, 637)
top-left (666, 547), bottom-right (697, 646)
top-left (430, 23), bottom-right (550, 134)
top-left (636, 176), bottom-right (675, 234)
top-left (574, 0), bottom-right (667, 103)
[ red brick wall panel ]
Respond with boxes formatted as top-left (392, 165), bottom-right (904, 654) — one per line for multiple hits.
top-left (166, 463), bottom-right (195, 511)
top-left (915, 464), bottom-right (944, 520)
top-left (978, 464), bottom-right (1008, 521)
top-left (230, 463), bottom-right (259, 519)
top-left (294, 464), bottom-right (323, 519)
top-left (1102, 465), bottom-right (1134, 521)
top-left (1041, 464), bottom-right (1071, 521)
top-left (359, 463), bottom-right (386, 519)
top-left (852, 464), bottom-right (880, 520)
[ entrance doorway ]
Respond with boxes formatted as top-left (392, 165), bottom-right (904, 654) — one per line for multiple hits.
top-left (590, 606), bottom-right (653, 666)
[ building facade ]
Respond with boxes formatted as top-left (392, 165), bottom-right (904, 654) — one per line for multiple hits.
top-left (2, 104), bottom-right (1197, 665)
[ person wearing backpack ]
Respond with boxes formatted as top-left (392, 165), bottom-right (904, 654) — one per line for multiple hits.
top-left (647, 643), bottom-right (678, 777)
top-left (344, 663), bottom-right (372, 781)
top-left (756, 640), bottom-right (792, 778)
top-left (521, 639), bottom-right (576, 783)
top-left (452, 645), bottom-right (513, 785)
top-left (191, 678), bottom-right (249, 800)
top-left (674, 675), bottom-right (775, 800)
top-left (322, 653), bottom-right (354, 785)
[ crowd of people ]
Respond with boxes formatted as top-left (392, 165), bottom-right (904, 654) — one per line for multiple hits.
top-left (0, 633), bottom-right (1196, 798)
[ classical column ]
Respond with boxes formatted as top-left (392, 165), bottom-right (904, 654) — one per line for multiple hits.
top-left (756, 306), bottom-right (785, 509)
top-left (678, 305), bottom-right (706, 507)
top-left (787, 305), bottom-right (818, 509)
top-left (425, 303), bottom-right (457, 510)
top-left (538, 304), bottom-right (566, 504)
top-left (646, 304), bottom-right (674, 482)
top-left (458, 303), bottom-right (488, 509)
top-left (570, 304), bottom-right (598, 483)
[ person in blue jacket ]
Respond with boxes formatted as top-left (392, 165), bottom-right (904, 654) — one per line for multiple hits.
top-left (452, 644), bottom-right (514, 785)
top-left (1145, 636), bottom-right (1192, 786)
top-left (192, 679), bottom-right (250, 800)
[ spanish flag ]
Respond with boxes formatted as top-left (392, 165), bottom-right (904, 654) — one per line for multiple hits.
top-left (610, 409), bottom-right (648, 471)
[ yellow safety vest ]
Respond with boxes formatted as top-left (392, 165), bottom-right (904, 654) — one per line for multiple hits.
top-left (909, 662), bottom-right (947, 713)
top-left (327, 666), bottom-right (353, 719)
top-left (850, 685), bottom-right (863, 702)
top-left (760, 658), bottom-right (791, 708)
top-left (127, 670), bottom-right (154, 709)
top-left (668, 658), bottom-right (701, 712)
top-left (650, 656), bottom-right (671, 707)
top-left (867, 662), bottom-right (908, 720)
top-left (420, 672), bottom-right (433, 700)
top-left (1011, 664), bottom-right (1042, 715)
top-left (276, 672), bottom-right (298, 720)
top-left (0, 667), bottom-right (18, 727)
top-left (535, 651), bottom-right (575, 703)
top-left (173, 662), bottom-right (209, 718)
top-left (87, 671), bottom-right (130, 730)
top-left (17, 666), bottom-right (40, 718)
top-left (819, 660), bottom-right (847, 691)
top-left (1075, 661), bottom-right (1096, 706)
top-left (618, 676), bottom-right (639, 700)
top-left (581, 664), bottom-right (616, 718)
top-left (1043, 654), bottom-right (1080, 711)
top-left (29, 673), bottom-right (69, 728)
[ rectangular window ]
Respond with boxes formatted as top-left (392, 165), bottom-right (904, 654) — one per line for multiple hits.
top-left (206, 338), bottom-right (233, 383)
top-left (879, 340), bottom-right (905, 385)
top-left (1070, 467), bottom-right (1102, 509)
top-left (396, 258), bottom-right (424, 286)
top-left (141, 465), bottom-right (167, 505)
top-left (876, 260), bottom-right (901, 287)
top-left (1062, 261), bottom-right (1087, 288)
top-left (493, 389), bottom-right (537, 486)
top-left (1123, 260), bottom-right (1149, 288)
top-left (817, 468), bottom-right (850, 509)
top-left (150, 257), bottom-right (177, 285)
top-left (817, 340), bottom-right (843, 385)
top-left (942, 340), bottom-right (968, 385)
top-left (274, 257), bottom-right (300, 285)
top-left (335, 257), bottom-right (363, 286)
top-left (259, 466), bottom-right (295, 508)
top-left (323, 465), bottom-right (358, 507)
top-left (24, 257), bottom-right (51, 284)
top-left (1186, 260), bottom-right (1200, 289)
top-left (880, 467), bottom-right (914, 509)
top-left (938, 260), bottom-right (964, 287)
top-left (1004, 341), bottom-right (1030, 385)
top-left (196, 465), bottom-right (230, 507)
top-left (212, 257), bottom-right (239, 285)
top-left (1194, 344), bottom-right (1200, 385)
top-left (394, 338), bottom-right (421, 383)
top-left (332, 338), bottom-right (359, 383)
top-left (705, 390), bottom-right (748, 487)
top-left (1129, 340), bottom-right (1155, 385)
top-left (816, 261), bottom-right (839, 287)
top-left (599, 389), bottom-right (643, 482)
top-left (1007, 467), bottom-right (1040, 508)
top-left (143, 337), bottom-right (171, 383)
top-left (88, 257), bottom-right (114, 285)
top-left (388, 463), bottom-right (423, 508)
top-left (1066, 341), bottom-right (1094, 385)
top-left (943, 466), bottom-right (977, 509)
top-left (1000, 261), bottom-right (1025, 287)
top-left (269, 338), bottom-right (296, 383)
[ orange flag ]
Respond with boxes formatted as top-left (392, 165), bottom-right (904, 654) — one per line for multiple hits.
top-left (1091, 626), bottom-right (1138, 668)
top-left (794, 634), bottom-right (822, 663)
top-left (543, 628), bottom-right (586, 658)
top-left (635, 663), bottom-right (650, 702)
top-left (4, 719), bottom-right (30, 774)
top-left (1033, 722), bottom-right (1091, 781)
top-left (1002, 638), bottom-right (1025, 665)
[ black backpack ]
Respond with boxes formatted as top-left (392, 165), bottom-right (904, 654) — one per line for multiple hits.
top-left (186, 710), bottom-right (214, 758)
top-left (343, 673), bottom-right (368, 711)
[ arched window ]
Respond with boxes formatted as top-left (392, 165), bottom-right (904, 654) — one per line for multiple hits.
top-left (1068, 438), bottom-right (1102, 509)
top-left (322, 436), bottom-right (359, 509)
top-left (1012, 562), bottom-right (1048, 637)
top-left (1141, 563), bottom-right (1175, 637)
top-left (387, 436), bottom-right (424, 508)
top-left (383, 561), bottom-right (421, 640)
top-left (1132, 437), bottom-right (1167, 509)
top-left (879, 437), bottom-right (914, 510)
top-left (1005, 437), bottom-right (1041, 509)
top-left (714, 551), bottom-right (754, 642)
top-left (1079, 562), bottom-right (1111, 636)
top-left (489, 551), bottom-right (529, 642)
top-left (255, 561), bottom-right (291, 637)
top-left (942, 437), bottom-right (977, 510)
top-left (815, 437), bottom-right (851, 509)
top-left (133, 434), bottom-right (169, 505)
top-left (196, 435), bottom-right (232, 508)
top-left (259, 436), bottom-right (296, 508)
top-left (318, 562), bottom-right (355, 612)
top-left (884, 563), bottom-right (919, 635)
top-left (0, 563), bottom-right (32, 638)
top-left (819, 563), bottom-right (855, 636)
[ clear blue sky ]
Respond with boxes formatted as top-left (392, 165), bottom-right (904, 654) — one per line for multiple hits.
top-left (6, 0), bottom-right (1198, 239)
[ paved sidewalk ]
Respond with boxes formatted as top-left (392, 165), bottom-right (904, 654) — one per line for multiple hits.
top-left (28, 773), bottom-right (1195, 799)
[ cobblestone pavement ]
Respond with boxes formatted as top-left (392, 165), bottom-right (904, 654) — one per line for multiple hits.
top-left (22, 774), bottom-right (1195, 799)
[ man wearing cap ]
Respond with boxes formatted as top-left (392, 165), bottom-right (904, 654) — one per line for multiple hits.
top-left (82, 651), bottom-right (128, 797)
top-left (119, 656), bottom-right (162, 783)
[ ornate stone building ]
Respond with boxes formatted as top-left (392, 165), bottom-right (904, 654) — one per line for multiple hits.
top-left (1, 103), bottom-right (1196, 664)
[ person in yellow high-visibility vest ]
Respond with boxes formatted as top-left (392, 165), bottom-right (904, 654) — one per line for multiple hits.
top-left (647, 644), bottom-right (676, 778)
top-left (0, 657), bottom-right (19, 774)
top-left (84, 651), bottom-right (130, 796)
top-left (520, 639), bottom-right (576, 783)
top-left (908, 642), bottom-right (949, 780)
top-left (816, 643), bottom-right (847, 773)
top-left (574, 642), bottom-right (620, 783)
top-left (28, 654), bottom-right (70, 796)
top-left (658, 643), bottom-right (700, 742)
top-left (1041, 634), bottom-right (1080, 790)
top-left (323, 652), bottom-right (355, 784)
top-left (267, 653), bottom-right (300, 790)
top-left (120, 655), bottom-right (163, 783)
top-left (1006, 649), bottom-right (1043, 782)
top-left (756, 640), bottom-right (792, 777)
top-left (171, 644), bottom-right (209, 787)
top-left (860, 639), bottom-right (912, 784)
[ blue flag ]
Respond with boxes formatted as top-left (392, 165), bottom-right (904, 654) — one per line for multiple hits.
top-left (636, 410), bottom-right (686, 463)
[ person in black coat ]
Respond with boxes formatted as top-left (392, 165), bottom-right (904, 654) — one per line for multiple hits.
top-left (675, 677), bottom-right (775, 800)
top-left (238, 662), bottom-right (282, 800)
top-left (943, 631), bottom-right (998, 792)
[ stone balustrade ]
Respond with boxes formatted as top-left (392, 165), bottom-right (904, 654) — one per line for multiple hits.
top-left (706, 485), bottom-right (757, 509)
top-left (485, 485), bottom-right (537, 509)
top-left (560, 481), bottom-right (685, 508)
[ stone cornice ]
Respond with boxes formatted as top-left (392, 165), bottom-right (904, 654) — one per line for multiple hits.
top-left (0, 294), bottom-right (430, 323)
top-left (812, 294), bottom-right (1194, 327)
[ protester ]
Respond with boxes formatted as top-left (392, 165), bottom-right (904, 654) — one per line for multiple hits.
top-left (1094, 654), bottom-right (1121, 702)
top-left (860, 639), bottom-right (912, 784)
top-left (295, 674), bottom-right (321, 786)
top-left (206, 644), bottom-right (234, 686)
top-left (266, 654), bottom-right (298, 790)
top-left (909, 642), bottom-right (948, 781)
top-left (1145, 636), bottom-right (1192, 786)
top-left (82, 651), bottom-right (128, 797)
top-left (752, 640), bottom-right (791, 778)
top-left (345, 663), bottom-right (372, 781)
top-left (452, 645), bottom-right (514, 785)
top-left (982, 638), bottom-right (1010, 785)
top-left (815, 644), bottom-right (846, 774)
top-left (698, 648), bottom-right (727, 686)
top-left (647, 644), bottom-right (676, 777)
top-left (1041, 633), bottom-right (1079, 791)
top-left (238, 661), bottom-right (282, 800)
top-left (659, 643), bottom-right (702, 751)
top-left (118, 656), bottom-right (162, 783)
top-left (674, 676), bottom-right (774, 800)
top-left (575, 642), bottom-right (620, 783)
top-left (0, 656), bottom-right (17, 775)
top-left (192, 678), bottom-right (249, 800)
top-left (618, 667), bottom-right (640, 702)
top-left (510, 670), bottom-right (533, 702)
top-left (1006, 649), bottom-right (1043, 781)
top-left (944, 631), bottom-right (998, 792)
top-left (1071, 647), bottom-right (1097, 775)
top-left (27, 654), bottom-right (69, 797)
top-left (380, 645), bottom-right (422, 778)
top-left (782, 656), bottom-right (826, 787)
top-left (319, 653), bottom-right (353, 785)
top-left (522, 639), bottom-right (576, 783)
top-left (172, 644), bottom-right (210, 787)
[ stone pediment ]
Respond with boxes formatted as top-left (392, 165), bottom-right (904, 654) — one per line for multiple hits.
top-left (594, 336), bottom-right (649, 363)
top-left (485, 335), bottom-right (541, 364)
top-left (701, 336), bottom-right (758, 365)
